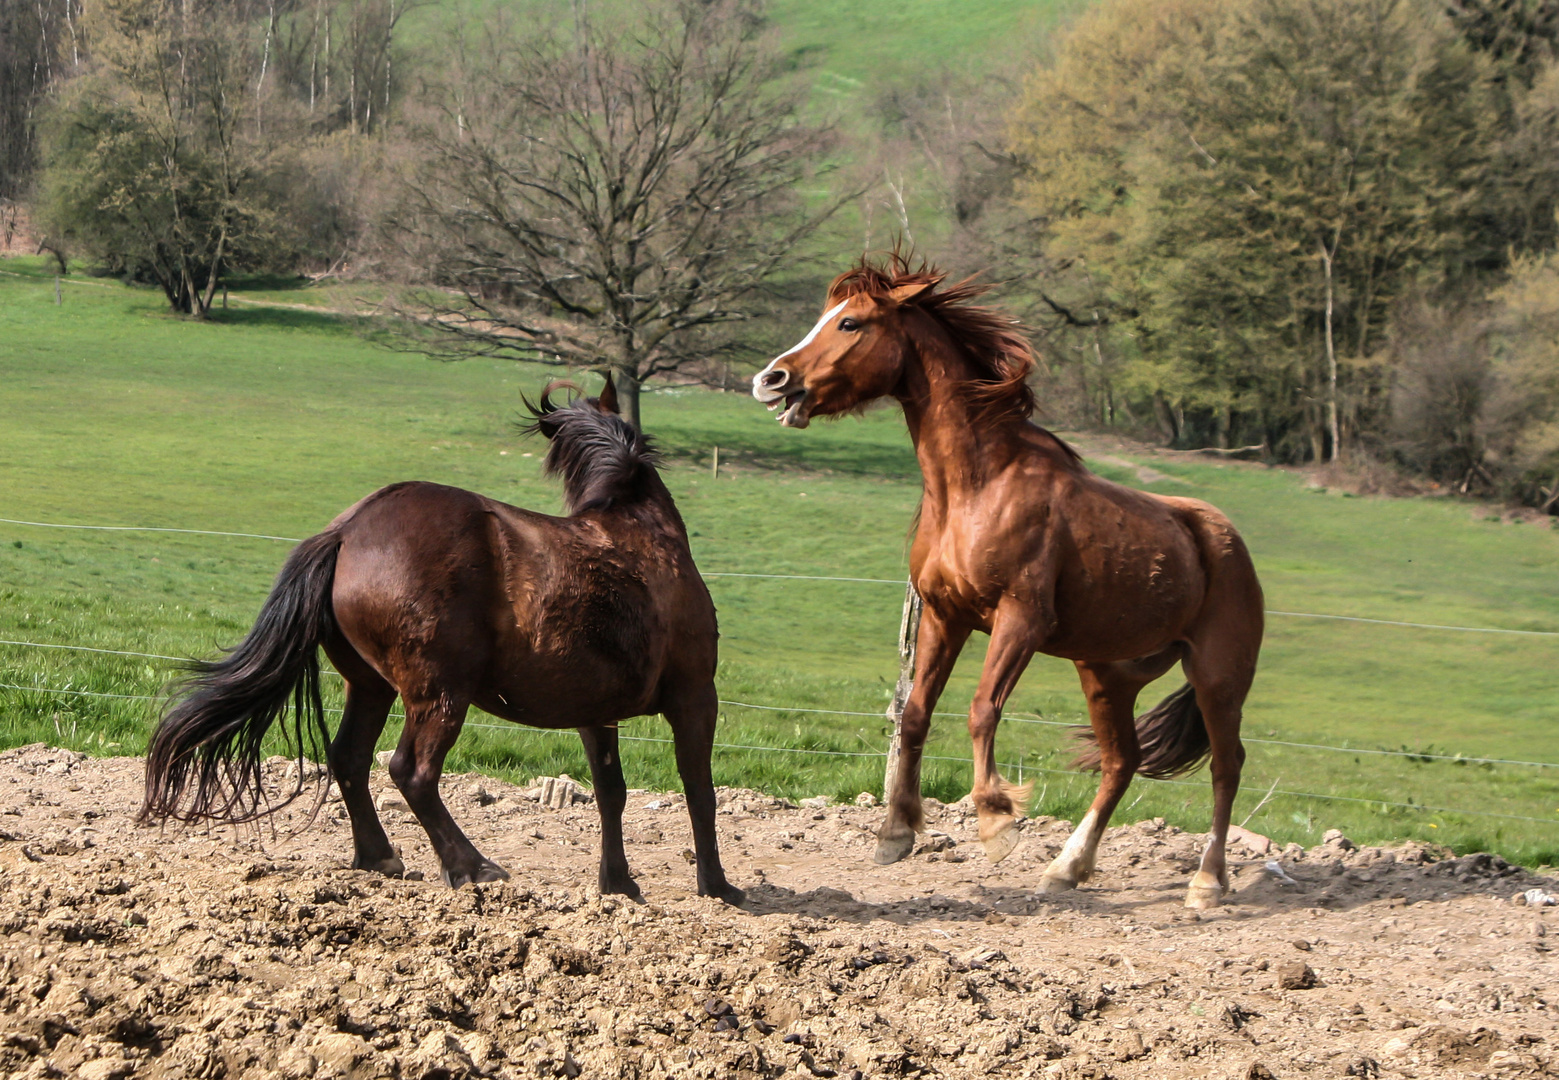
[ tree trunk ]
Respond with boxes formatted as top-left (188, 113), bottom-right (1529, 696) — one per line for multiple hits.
top-left (1153, 393), bottom-right (1179, 444)
top-left (615, 368), bottom-right (642, 431)
top-left (1319, 228), bottom-right (1341, 464)
top-left (196, 224), bottom-right (228, 317)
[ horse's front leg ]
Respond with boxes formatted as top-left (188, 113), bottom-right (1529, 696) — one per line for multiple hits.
top-left (578, 724), bottom-right (640, 900)
top-left (967, 609), bottom-right (1041, 863)
top-left (876, 607), bottom-right (969, 865)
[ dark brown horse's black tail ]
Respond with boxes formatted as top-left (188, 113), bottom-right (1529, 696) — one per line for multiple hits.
top-left (140, 531), bottom-right (341, 825)
top-left (1072, 683), bottom-right (1210, 780)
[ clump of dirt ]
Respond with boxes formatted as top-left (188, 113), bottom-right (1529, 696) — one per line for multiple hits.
top-left (1, 743), bottom-right (1555, 1078)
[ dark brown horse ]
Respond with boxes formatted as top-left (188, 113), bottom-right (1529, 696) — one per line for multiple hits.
top-left (141, 382), bottom-right (742, 903)
top-left (753, 253), bottom-right (1264, 909)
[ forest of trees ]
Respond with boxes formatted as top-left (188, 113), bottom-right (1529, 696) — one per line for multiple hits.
top-left (1003, 0), bottom-right (1559, 504)
top-left (5, 0), bottom-right (1559, 504)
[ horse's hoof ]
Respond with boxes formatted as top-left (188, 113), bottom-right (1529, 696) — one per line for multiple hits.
top-left (701, 881), bottom-right (746, 906)
top-left (442, 860), bottom-right (511, 888)
top-left (1185, 871), bottom-right (1226, 909)
top-left (603, 876), bottom-right (643, 901)
top-left (1185, 885), bottom-right (1222, 909)
top-left (472, 862), bottom-right (511, 884)
top-left (1037, 871), bottom-right (1077, 894)
top-left (873, 832), bottom-right (915, 865)
top-left (355, 855), bottom-right (406, 877)
top-left (980, 820), bottom-right (1020, 864)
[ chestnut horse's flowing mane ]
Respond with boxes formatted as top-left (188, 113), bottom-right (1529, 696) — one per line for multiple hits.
top-left (827, 251), bottom-right (1040, 426)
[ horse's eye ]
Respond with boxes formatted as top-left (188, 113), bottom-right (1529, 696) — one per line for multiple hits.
top-left (839, 317), bottom-right (860, 332)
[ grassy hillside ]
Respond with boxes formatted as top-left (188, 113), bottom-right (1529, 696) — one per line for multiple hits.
top-left (2, 257), bottom-right (1556, 865)
top-left (398, 0), bottom-right (1086, 257)
top-left (404, 0), bottom-right (1077, 88)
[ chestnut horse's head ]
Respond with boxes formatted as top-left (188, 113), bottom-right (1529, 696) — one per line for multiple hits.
top-left (752, 252), bottom-right (1036, 428)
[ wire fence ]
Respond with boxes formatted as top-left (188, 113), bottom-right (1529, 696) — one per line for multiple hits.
top-left (2, 513), bottom-right (1557, 830)
top-left (4, 635), bottom-right (1557, 770)
top-left (7, 514), bottom-right (1559, 638)
top-left (4, 679), bottom-right (1553, 827)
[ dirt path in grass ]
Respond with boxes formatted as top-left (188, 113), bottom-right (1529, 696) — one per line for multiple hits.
top-left (1, 744), bottom-right (1554, 1080)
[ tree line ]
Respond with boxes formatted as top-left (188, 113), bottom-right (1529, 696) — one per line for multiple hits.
top-left (6, 0), bottom-right (1559, 506)
top-left (993, 0), bottom-right (1559, 506)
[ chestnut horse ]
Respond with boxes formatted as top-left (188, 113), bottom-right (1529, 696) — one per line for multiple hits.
top-left (141, 382), bottom-right (742, 904)
top-left (752, 254), bottom-right (1263, 908)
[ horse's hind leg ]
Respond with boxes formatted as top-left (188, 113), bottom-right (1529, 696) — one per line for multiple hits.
top-left (664, 683), bottom-right (743, 905)
top-left (389, 696), bottom-right (509, 888)
top-left (329, 676), bottom-right (402, 875)
top-left (1183, 657), bottom-right (1255, 910)
top-left (1039, 662), bottom-right (1148, 893)
top-left (578, 724), bottom-right (640, 900)
top-left (1180, 554), bottom-right (1262, 909)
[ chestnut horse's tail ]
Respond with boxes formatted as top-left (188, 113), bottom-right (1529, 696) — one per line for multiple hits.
top-left (1072, 683), bottom-right (1210, 780)
top-left (140, 530), bottom-right (341, 826)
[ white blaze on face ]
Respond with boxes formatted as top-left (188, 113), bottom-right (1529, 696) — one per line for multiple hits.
top-left (751, 300), bottom-right (848, 403)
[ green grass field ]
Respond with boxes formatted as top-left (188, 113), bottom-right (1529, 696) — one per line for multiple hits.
top-left (3, 256), bottom-right (1557, 866)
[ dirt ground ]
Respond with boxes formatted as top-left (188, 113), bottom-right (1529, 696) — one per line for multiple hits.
top-left (0, 744), bottom-right (1554, 1080)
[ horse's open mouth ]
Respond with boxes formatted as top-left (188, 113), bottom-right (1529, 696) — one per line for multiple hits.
top-left (770, 391), bottom-right (808, 428)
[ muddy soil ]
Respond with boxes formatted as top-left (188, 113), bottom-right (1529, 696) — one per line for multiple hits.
top-left (0, 744), bottom-right (1554, 1079)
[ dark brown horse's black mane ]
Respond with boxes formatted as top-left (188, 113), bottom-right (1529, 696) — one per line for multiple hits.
top-left (522, 382), bottom-right (662, 514)
top-left (828, 250), bottom-right (1047, 428)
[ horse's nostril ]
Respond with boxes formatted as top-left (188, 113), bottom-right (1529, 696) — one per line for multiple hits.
top-left (760, 369), bottom-right (789, 390)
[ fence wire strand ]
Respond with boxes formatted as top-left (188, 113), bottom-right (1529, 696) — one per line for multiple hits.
top-left (4, 515), bottom-right (1559, 826)
top-left (5, 513), bottom-right (1559, 637)
top-left (3, 639), bottom-right (1557, 769)
top-left (4, 680), bottom-right (1556, 826)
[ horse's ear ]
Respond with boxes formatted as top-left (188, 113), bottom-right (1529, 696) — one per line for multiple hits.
top-left (888, 279), bottom-right (935, 306)
top-left (598, 374), bottom-right (620, 415)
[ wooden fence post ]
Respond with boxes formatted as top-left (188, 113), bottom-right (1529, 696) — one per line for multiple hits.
top-left (883, 580), bottom-right (922, 804)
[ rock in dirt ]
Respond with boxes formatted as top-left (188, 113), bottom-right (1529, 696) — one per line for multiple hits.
top-left (535, 774), bottom-right (588, 809)
top-left (76, 1058), bottom-right (134, 1080)
top-left (312, 1031), bottom-right (379, 1077)
top-left (375, 791), bottom-right (409, 813)
top-left (1276, 960), bottom-right (1317, 990)
top-left (916, 831), bottom-right (955, 854)
top-left (1322, 828), bottom-right (1357, 852)
top-left (1227, 823), bottom-right (1272, 855)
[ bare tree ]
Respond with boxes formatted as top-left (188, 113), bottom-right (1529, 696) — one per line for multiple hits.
top-left (389, 0), bottom-right (844, 429)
